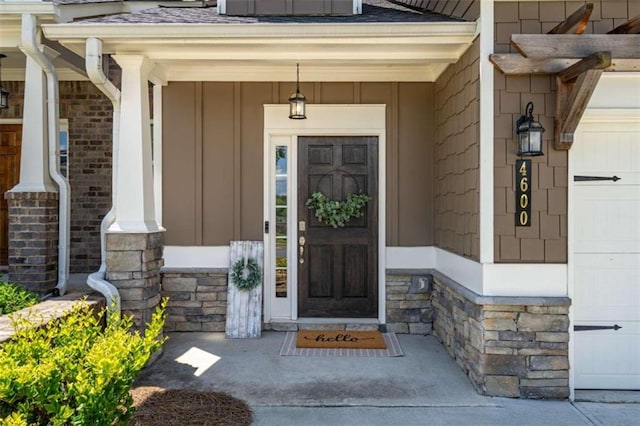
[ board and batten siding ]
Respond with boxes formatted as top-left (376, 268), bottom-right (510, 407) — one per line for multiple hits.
top-left (225, 0), bottom-right (353, 15)
top-left (493, 0), bottom-right (639, 263)
top-left (162, 81), bottom-right (434, 247)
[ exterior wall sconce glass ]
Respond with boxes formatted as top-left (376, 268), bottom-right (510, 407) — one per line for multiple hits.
top-left (516, 101), bottom-right (544, 156)
top-left (0, 54), bottom-right (9, 110)
top-left (288, 63), bottom-right (306, 120)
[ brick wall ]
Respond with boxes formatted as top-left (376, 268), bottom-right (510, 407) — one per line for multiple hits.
top-left (0, 81), bottom-right (113, 273)
top-left (0, 82), bottom-right (24, 119)
top-left (493, 0), bottom-right (638, 262)
top-left (432, 271), bottom-right (571, 399)
top-left (60, 81), bottom-right (113, 273)
top-left (433, 37), bottom-right (481, 260)
top-left (5, 192), bottom-right (59, 294)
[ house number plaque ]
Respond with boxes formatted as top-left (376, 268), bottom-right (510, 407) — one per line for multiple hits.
top-left (516, 159), bottom-right (532, 227)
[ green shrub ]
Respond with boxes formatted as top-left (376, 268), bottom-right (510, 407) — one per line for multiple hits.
top-left (0, 298), bottom-right (167, 426)
top-left (0, 283), bottom-right (40, 316)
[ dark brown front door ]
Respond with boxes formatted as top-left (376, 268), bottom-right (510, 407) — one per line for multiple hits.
top-left (0, 124), bottom-right (22, 265)
top-left (298, 136), bottom-right (378, 318)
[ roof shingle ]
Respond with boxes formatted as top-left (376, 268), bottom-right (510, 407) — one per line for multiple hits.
top-left (77, 0), bottom-right (465, 24)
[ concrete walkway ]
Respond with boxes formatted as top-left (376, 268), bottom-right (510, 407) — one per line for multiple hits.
top-left (135, 332), bottom-right (640, 425)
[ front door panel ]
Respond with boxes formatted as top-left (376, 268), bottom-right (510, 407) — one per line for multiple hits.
top-left (298, 136), bottom-right (378, 318)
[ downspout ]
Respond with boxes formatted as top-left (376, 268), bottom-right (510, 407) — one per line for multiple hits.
top-left (20, 14), bottom-right (70, 296)
top-left (85, 37), bottom-right (121, 321)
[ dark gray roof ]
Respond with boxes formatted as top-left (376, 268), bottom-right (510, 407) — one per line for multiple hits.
top-left (78, 0), bottom-right (464, 24)
top-left (51, 0), bottom-right (121, 4)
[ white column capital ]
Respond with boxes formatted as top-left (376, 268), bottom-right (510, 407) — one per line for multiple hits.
top-left (112, 54), bottom-right (155, 76)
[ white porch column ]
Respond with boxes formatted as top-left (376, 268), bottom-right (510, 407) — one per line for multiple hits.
top-left (152, 83), bottom-right (163, 227)
top-left (110, 55), bottom-right (160, 232)
top-left (11, 55), bottom-right (55, 192)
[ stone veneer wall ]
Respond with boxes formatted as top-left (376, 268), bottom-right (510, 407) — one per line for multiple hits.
top-left (0, 292), bottom-right (104, 344)
top-left (105, 232), bottom-right (163, 330)
top-left (5, 192), bottom-right (59, 294)
top-left (385, 270), bottom-right (433, 334)
top-left (160, 268), bottom-right (228, 332)
top-left (431, 272), bottom-right (570, 399)
top-left (158, 269), bottom-right (437, 334)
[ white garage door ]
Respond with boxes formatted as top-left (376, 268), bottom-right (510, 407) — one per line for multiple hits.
top-left (572, 114), bottom-right (640, 389)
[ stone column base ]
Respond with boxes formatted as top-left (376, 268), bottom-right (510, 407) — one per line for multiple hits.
top-left (5, 191), bottom-right (59, 294)
top-left (105, 231), bottom-right (164, 330)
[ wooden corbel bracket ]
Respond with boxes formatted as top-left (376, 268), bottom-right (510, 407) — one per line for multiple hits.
top-left (554, 52), bottom-right (611, 150)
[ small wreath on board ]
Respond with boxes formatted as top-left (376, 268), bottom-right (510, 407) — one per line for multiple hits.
top-left (306, 191), bottom-right (371, 229)
top-left (231, 257), bottom-right (262, 291)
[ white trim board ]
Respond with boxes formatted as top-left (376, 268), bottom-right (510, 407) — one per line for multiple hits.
top-left (386, 247), bottom-right (436, 269)
top-left (164, 245), bottom-right (568, 298)
top-left (479, 0), bottom-right (494, 263)
top-left (263, 104), bottom-right (387, 324)
top-left (164, 246), bottom-right (229, 269)
top-left (586, 73), bottom-right (640, 109)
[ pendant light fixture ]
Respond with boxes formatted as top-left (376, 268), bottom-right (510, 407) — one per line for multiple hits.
top-left (288, 63), bottom-right (306, 120)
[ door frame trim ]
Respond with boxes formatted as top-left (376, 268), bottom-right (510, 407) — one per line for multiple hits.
top-left (568, 107), bottom-right (640, 397)
top-left (263, 104), bottom-right (386, 324)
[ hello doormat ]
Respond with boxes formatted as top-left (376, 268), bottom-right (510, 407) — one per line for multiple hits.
top-left (280, 332), bottom-right (403, 357)
top-left (296, 330), bottom-right (387, 349)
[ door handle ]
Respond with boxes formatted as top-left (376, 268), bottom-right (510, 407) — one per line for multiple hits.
top-left (299, 236), bottom-right (305, 264)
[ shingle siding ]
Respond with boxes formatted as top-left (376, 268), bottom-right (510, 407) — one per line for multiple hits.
top-left (433, 37), bottom-right (481, 260)
top-left (492, 0), bottom-right (636, 263)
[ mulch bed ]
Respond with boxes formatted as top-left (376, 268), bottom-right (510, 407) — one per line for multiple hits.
top-left (129, 386), bottom-right (252, 426)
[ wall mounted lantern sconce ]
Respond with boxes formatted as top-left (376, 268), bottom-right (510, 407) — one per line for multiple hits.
top-left (0, 54), bottom-right (9, 110)
top-left (516, 101), bottom-right (544, 157)
top-left (288, 63), bottom-right (307, 120)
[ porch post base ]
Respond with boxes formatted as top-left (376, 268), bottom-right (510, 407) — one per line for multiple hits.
top-left (5, 191), bottom-right (59, 295)
top-left (105, 231), bottom-right (164, 330)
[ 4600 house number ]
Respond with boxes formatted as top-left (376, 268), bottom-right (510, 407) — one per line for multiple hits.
top-left (516, 159), bottom-right (532, 227)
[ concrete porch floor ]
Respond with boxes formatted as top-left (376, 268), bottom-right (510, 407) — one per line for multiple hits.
top-left (135, 332), bottom-right (640, 425)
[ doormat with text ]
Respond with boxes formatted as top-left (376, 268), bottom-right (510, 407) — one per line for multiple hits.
top-left (297, 330), bottom-right (387, 349)
top-left (280, 332), bottom-right (403, 357)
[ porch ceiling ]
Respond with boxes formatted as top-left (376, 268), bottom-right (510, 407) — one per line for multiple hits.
top-left (42, 22), bottom-right (478, 82)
